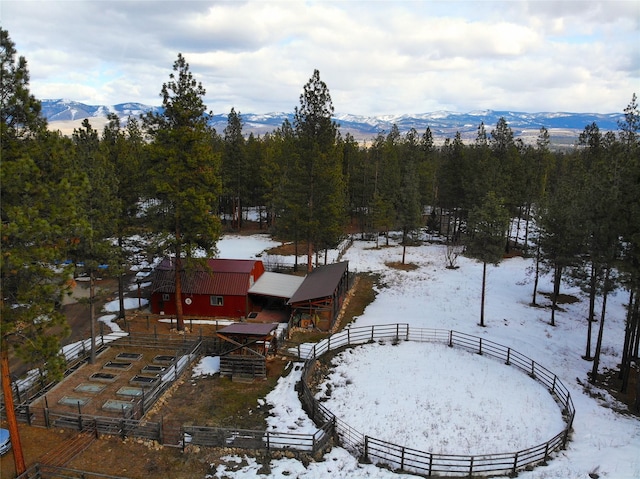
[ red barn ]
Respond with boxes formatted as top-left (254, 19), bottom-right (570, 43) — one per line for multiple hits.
top-left (150, 258), bottom-right (265, 318)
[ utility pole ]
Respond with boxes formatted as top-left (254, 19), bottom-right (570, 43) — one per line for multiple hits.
top-left (1, 345), bottom-right (26, 475)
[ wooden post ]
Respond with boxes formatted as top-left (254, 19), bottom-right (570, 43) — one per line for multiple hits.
top-left (13, 380), bottom-right (21, 404)
top-left (506, 347), bottom-right (511, 365)
top-left (1, 346), bottom-right (26, 475)
top-left (364, 435), bottom-right (369, 462)
top-left (543, 441), bottom-right (550, 463)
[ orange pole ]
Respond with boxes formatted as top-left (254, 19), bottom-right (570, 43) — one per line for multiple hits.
top-left (1, 346), bottom-right (26, 475)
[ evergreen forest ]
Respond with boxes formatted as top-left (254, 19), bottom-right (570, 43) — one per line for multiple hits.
top-left (1, 27), bottom-right (639, 398)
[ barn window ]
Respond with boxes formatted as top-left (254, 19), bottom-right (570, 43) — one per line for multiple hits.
top-left (210, 295), bottom-right (224, 306)
top-left (162, 293), bottom-right (170, 301)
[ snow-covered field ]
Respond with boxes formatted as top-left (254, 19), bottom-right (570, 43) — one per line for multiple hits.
top-left (102, 232), bottom-right (639, 478)
top-left (315, 341), bottom-right (565, 456)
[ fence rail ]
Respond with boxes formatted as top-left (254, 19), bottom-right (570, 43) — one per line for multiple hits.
top-left (298, 323), bottom-right (575, 477)
top-left (3, 332), bottom-right (327, 462)
top-left (183, 422), bottom-right (332, 454)
top-left (5, 324), bottom-right (575, 478)
top-left (16, 463), bottom-right (132, 479)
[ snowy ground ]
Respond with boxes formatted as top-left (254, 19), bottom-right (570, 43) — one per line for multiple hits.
top-left (315, 341), bottom-right (565, 456)
top-left (99, 232), bottom-right (639, 479)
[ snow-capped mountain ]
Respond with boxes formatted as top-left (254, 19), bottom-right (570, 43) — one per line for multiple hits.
top-left (41, 99), bottom-right (163, 122)
top-left (41, 99), bottom-right (625, 144)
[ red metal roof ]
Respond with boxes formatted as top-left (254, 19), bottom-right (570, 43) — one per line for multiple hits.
top-left (152, 258), bottom-right (261, 296)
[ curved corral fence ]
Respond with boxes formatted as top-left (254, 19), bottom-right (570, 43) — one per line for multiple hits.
top-left (297, 323), bottom-right (575, 478)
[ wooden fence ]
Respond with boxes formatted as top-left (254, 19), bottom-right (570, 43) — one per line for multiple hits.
top-left (3, 331), bottom-right (332, 462)
top-left (298, 323), bottom-right (576, 477)
top-left (16, 463), bottom-right (131, 479)
top-left (4, 325), bottom-right (575, 477)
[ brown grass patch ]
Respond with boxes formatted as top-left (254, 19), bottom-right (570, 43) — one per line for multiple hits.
top-left (265, 241), bottom-right (309, 256)
top-left (144, 357), bottom-right (289, 430)
top-left (384, 261), bottom-right (419, 271)
top-left (539, 292), bottom-right (580, 305)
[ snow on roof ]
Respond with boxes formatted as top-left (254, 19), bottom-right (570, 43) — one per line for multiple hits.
top-left (288, 261), bottom-right (348, 304)
top-left (248, 272), bottom-right (305, 299)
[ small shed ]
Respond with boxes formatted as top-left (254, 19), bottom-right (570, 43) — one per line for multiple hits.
top-left (150, 258), bottom-right (265, 318)
top-left (216, 322), bottom-right (279, 379)
top-left (288, 261), bottom-right (350, 331)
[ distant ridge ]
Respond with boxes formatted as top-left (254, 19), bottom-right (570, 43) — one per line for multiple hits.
top-left (41, 99), bottom-right (624, 145)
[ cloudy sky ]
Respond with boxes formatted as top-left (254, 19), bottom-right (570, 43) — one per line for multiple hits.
top-left (1, 1), bottom-right (638, 116)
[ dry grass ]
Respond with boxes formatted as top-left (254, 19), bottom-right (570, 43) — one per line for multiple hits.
top-left (144, 358), bottom-right (289, 430)
top-left (384, 261), bottom-right (419, 271)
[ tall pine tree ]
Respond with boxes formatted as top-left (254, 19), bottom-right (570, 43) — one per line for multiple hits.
top-left (1, 28), bottom-right (85, 474)
top-left (465, 191), bottom-right (509, 327)
top-left (143, 54), bottom-right (222, 330)
top-left (292, 69), bottom-right (346, 271)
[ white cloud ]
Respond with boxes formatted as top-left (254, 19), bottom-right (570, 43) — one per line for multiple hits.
top-left (1, 0), bottom-right (637, 114)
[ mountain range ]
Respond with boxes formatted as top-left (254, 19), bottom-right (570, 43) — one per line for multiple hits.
top-left (41, 99), bottom-right (625, 145)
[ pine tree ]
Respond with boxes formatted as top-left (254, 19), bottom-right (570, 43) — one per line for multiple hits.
top-left (143, 54), bottom-right (222, 330)
top-left (536, 154), bottom-right (583, 326)
top-left (1, 28), bottom-right (85, 380)
top-left (397, 128), bottom-right (423, 263)
top-left (222, 108), bottom-right (247, 229)
top-left (365, 133), bottom-right (394, 246)
top-left (292, 69), bottom-right (346, 271)
top-left (438, 132), bottom-right (468, 241)
top-left (465, 191), bottom-right (510, 327)
top-left (418, 126), bottom-right (438, 214)
top-left (1, 29), bottom-right (85, 474)
top-left (102, 115), bottom-right (146, 318)
top-left (616, 94), bottom-right (640, 393)
top-left (71, 118), bottom-right (121, 363)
